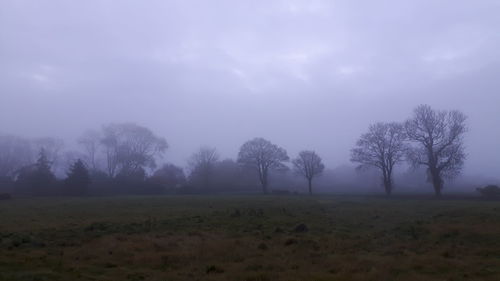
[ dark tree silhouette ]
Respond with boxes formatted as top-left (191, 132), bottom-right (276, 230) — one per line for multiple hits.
top-left (210, 159), bottom-right (252, 191)
top-left (476, 185), bottom-right (500, 198)
top-left (32, 137), bottom-right (64, 174)
top-left (78, 130), bottom-right (101, 171)
top-left (100, 123), bottom-right (168, 177)
top-left (151, 163), bottom-right (186, 190)
top-left (351, 122), bottom-right (406, 195)
top-left (188, 147), bottom-right (219, 189)
top-left (405, 105), bottom-right (467, 197)
top-left (237, 138), bottom-right (289, 194)
top-left (16, 148), bottom-right (56, 196)
top-left (65, 159), bottom-right (91, 196)
top-left (33, 148), bottom-right (56, 192)
top-left (292, 150), bottom-right (325, 195)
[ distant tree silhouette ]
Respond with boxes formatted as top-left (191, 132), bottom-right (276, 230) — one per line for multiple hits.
top-left (16, 148), bottom-right (56, 196)
top-left (78, 130), bottom-right (101, 171)
top-left (405, 105), bottom-right (467, 197)
top-left (0, 135), bottom-right (33, 178)
top-left (237, 138), bottom-right (289, 194)
top-left (32, 137), bottom-right (64, 174)
top-left (100, 123), bottom-right (168, 177)
top-left (150, 163), bottom-right (186, 190)
top-left (65, 159), bottom-right (91, 196)
top-left (476, 185), bottom-right (500, 198)
top-left (115, 166), bottom-right (146, 182)
top-left (351, 122), bottom-right (406, 195)
top-left (293, 150), bottom-right (325, 195)
top-left (211, 159), bottom-right (252, 191)
top-left (188, 147), bottom-right (219, 189)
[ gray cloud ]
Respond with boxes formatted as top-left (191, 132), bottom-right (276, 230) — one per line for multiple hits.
top-left (1, 0), bottom-right (499, 177)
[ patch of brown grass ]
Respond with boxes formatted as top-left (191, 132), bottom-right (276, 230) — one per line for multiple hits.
top-left (1, 195), bottom-right (500, 281)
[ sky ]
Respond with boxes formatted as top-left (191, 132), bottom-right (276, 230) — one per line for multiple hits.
top-left (0, 0), bottom-right (499, 178)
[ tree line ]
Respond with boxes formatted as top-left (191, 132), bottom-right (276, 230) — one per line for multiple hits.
top-left (351, 104), bottom-right (467, 197)
top-left (0, 105), bottom-right (467, 197)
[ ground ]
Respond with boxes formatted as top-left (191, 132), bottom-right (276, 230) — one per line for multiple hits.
top-left (0, 195), bottom-right (499, 281)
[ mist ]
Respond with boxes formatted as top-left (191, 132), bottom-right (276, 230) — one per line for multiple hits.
top-left (1, 0), bottom-right (500, 190)
top-left (3, 3), bottom-right (500, 280)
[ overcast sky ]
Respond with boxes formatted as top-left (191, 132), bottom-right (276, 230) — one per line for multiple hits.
top-left (1, 0), bottom-right (499, 177)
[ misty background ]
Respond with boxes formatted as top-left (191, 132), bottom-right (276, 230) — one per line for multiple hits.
top-left (1, 0), bottom-right (499, 190)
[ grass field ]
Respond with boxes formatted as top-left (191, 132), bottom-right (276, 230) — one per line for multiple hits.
top-left (1, 195), bottom-right (499, 281)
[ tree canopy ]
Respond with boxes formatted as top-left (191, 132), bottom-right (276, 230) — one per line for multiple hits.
top-left (237, 138), bottom-right (289, 194)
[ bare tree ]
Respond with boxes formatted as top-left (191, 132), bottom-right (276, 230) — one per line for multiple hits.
top-left (405, 105), bottom-right (467, 197)
top-left (351, 122), bottom-right (406, 195)
top-left (101, 125), bottom-right (120, 177)
top-left (292, 150), bottom-right (325, 195)
top-left (78, 130), bottom-right (101, 171)
top-left (237, 138), bottom-right (289, 194)
top-left (0, 135), bottom-right (33, 178)
top-left (101, 123), bottom-right (168, 177)
top-left (188, 146), bottom-right (219, 189)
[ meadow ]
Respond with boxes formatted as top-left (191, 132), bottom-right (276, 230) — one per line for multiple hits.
top-left (0, 195), bottom-right (499, 281)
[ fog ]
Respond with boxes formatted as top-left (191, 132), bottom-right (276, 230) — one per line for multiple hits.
top-left (1, 0), bottom-right (499, 184)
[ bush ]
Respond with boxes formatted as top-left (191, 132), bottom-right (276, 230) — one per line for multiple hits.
top-left (476, 185), bottom-right (500, 198)
top-left (0, 193), bottom-right (12, 200)
top-left (65, 159), bottom-right (91, 196)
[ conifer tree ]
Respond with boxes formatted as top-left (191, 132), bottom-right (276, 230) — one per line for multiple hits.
top-left (29, 148), bottom-right (56, 195)
top-left (65, 159), bottom-right (91, 196)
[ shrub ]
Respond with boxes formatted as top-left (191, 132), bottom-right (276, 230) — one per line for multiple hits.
top-left (65, 159), bottom-right (91, 196)
top-left (476, 185), bottom-right (500, 198)
top-left (0, 193), bottom-right (11, 200)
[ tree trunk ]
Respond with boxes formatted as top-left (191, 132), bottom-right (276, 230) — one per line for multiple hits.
top-left (259, 168), bottom-right (268, 194)
top-left (260, 170), bottom-right (268, 194)
top-left (430, 168), bottom-right (443, 197)
top-left (435, 187), bottom-right (442, 197)
top-left (262, 181), bottom-right (268, 194)
top-left (382, 168), bottom-right (392, 195)
top-left (433, 177), bottom-right (443, 197)
top-left (384, 179), bottom-right (392, 195)
top-left (308, 179), bottom-right (312, 195)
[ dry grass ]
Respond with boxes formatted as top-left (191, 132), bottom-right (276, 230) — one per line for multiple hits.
top-left (0, 195), bottom-right (499, 280)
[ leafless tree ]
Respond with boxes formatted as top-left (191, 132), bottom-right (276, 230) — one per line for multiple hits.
top-left (101, 123), bottom-right (168, 177)
top-left (188, 146), bottom-right (219, 188)
top-left (292, 150), bottom-right (325, 195)
top-left (0, 135), bottom-right (33, 178)
top-left (78, 130), bottom-right (101, 171)
top-left (351, 122), bottom-right (406, 195)
top-left (405, 104), bottom-right (467, 197)
top-left (237, 138), bottom-right (289, 194)
top-left (101, 125), bottom-right (120, 177)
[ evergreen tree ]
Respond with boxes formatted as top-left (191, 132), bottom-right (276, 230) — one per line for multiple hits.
top-left (65, 159), bottom-right (91, 196)
top-left (27, 148), bottom-right (56, 195)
